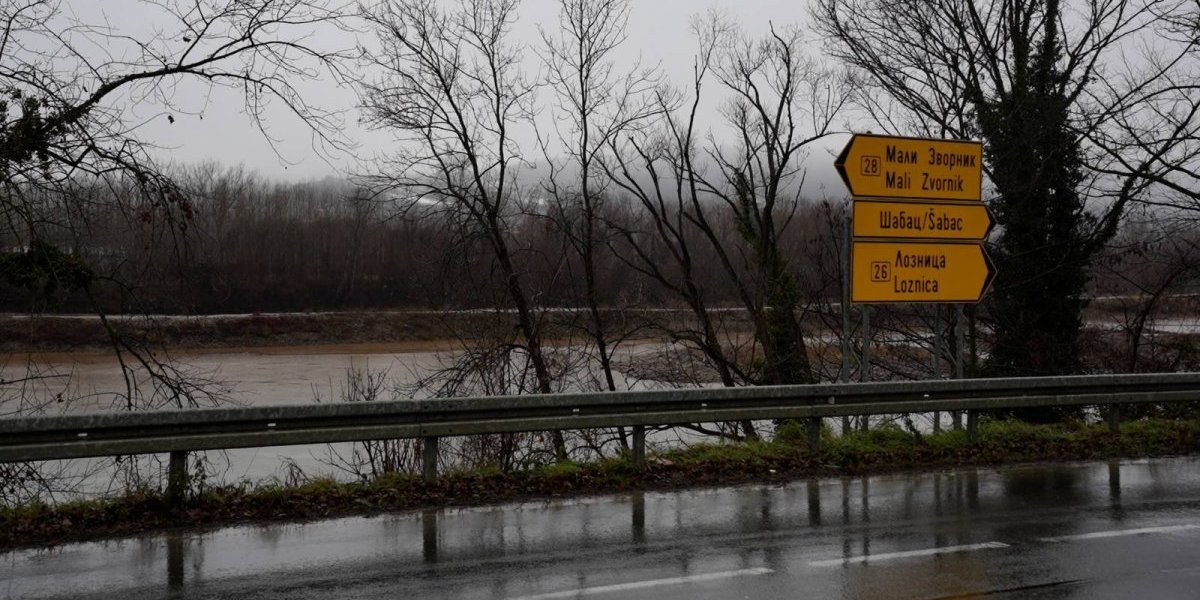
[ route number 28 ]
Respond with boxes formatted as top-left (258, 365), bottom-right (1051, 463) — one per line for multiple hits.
top-left (861, 155), bottom-right (881, 177)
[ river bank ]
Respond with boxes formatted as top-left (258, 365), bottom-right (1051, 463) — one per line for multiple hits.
top-left (6, 300), bottom-right (1192, 352)
top-left (0, 311), bottom-right (518, 352)
top-left (0, 308), bottom-right (764, 353)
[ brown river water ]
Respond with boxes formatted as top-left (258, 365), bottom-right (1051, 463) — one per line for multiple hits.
top-left (0, 342), bottom-right (672, 493)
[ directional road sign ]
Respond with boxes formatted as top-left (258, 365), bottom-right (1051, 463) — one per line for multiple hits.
top-left (853, 200), bottom-right (993, 241)
top-left (836, 134), bottom-right (983, 202)
top-left (852, 241), bottom-right (995, 303)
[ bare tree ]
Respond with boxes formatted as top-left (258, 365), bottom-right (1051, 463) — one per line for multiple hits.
top-left (538, 0), bottom-right (659, 389)
top-left (606, 16), bottom-right (847, 378)
top-left (600, 15), bottom-right (849, 438)
top-left (536, 0), bottom-right (661, 449)
top-left (602, 17), bottom-right (752, 438)
top-left (357, 0), bottom-right (569, 459)
top-left (1093, 0), bottom-right (1200, 213)
top-left (701, 21), bottom-right (850, 386)
top-left (1, 0), bottom-right (351, 198)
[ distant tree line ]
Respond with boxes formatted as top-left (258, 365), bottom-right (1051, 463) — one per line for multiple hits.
top-left (0, 163), bottom-right (840, 315)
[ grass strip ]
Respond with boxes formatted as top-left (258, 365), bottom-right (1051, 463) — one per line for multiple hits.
top-left (3, 418), bottom-right (1200, 551)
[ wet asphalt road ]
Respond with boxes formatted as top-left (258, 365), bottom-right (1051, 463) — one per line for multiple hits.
top-left (6, 457), bottom-right (1200, 599)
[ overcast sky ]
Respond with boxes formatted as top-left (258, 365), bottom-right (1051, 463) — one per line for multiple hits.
top-left (88, 0), bottom-right (848, 194)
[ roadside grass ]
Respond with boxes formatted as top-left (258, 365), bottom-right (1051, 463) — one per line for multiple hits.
top-left (4, 417), bottom-right (1200, 550)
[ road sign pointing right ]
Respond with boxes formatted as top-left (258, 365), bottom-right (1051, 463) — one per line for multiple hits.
top-left (852, 241), bottom-right (995, 303)
top-left (853, 200), bottom-right (993, 241)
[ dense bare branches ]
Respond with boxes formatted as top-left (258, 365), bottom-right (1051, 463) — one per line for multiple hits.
top-left (358, 0), bottom-right (569, 458)
top-left (702, 22), bottom-right (850, 386)
top-left (1, 0), bottom-right (353, 193)
top-left (537, 0), bottom-right (660, 403)
top-left (605, 16), bottom-right (849, 392)
top-left (357, 0), bottom-right (531, 212)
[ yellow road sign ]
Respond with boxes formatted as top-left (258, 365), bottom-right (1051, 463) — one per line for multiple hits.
top-left (853, 200), bottom-right (993, 241)
top-left (836, 134), bottom-right (983, 202)
top-left (852, 241), bottom-right (994, 303)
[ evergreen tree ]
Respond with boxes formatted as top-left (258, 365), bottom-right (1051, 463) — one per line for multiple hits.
top-left (972, 0), bottom-right (1098, 381)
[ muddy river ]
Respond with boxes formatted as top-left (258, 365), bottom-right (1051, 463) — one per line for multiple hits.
top-left (0, 342), bottom-right (678, 493)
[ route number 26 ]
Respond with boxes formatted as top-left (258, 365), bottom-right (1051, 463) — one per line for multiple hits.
top-left (870, 261), bottom-right (890, 282)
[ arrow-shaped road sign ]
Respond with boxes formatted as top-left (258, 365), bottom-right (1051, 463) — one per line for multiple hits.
top-left (853, 200), bottom-right (994, 241)
top-left (836, 134), bottom-right (983, 202)
top-left (852, 241), bottom-right (995, 303)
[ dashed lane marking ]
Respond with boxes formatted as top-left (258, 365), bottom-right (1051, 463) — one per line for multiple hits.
top-left (507, 567), bottom-right (773, 600)
top-left (808, 541), bottom-right (1010, 568)
top-left (1039, 524), bottom-right (1200, 543)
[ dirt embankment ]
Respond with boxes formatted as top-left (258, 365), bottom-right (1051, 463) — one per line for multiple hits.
top-left (0, 311), bottom-right (476, 352)
top-left (0, 309), bottom-right (761, 353)
top-left (6, 295), bottom-right (1196, 354)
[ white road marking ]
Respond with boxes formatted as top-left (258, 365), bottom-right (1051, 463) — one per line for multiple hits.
top-left (1158, 566), bottom-right (1200, 575)
top-left (808, 541), bottom-right (1010, 568)
top-left (507, 567), bottom-right (773, 599)
top-left (1039, 524), bottom-right (1200, 543)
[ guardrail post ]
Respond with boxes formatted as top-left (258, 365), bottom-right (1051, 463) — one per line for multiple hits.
top-left (966, 411), bottom-right (978, 443)
top-left (806, 478), bottom-right (822, 525)
top-left (806, 418), bottom-right (821, 451)
top-left (422, 436), bottom-right (439, 481)
top-left (167, 450), bottom-right (187, 508)
top-left (1108, 460), bottom-right (1121, 501)
top-left (422, 509), bottom-right (438, 563)
top-left (632, 425), bottom-right (646, 467)
top-left (167, 532), bottom-right (184, 592)
top-left (1107, 404), bottom-right (1121, 434)
top-left (631, 491), bottom-right (646, 544)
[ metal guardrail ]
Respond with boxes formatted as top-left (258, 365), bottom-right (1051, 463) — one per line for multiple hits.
top-left (2, 374), bottom-right (1200, 467)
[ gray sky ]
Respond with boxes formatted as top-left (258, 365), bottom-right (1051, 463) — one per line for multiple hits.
top-left (93, 0), bottom-right (848, 193)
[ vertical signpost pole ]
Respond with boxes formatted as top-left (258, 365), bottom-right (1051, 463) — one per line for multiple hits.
top-left (841, 212), bottom-right (853, 436)
top-left (844, 213), bottom-right (854, 434)
top-left (931, 304), bottom-right (941, 433)
top-left (860, 304), bottom-right (871, 431)
top-left (861, 305), bottom-right (871, 384)
top-left (930, 305), bottom-right (939, 378)
top-left (954, 304), bottom-right (965, 430)
top-left (844, 211), bottom-right (854, 381)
